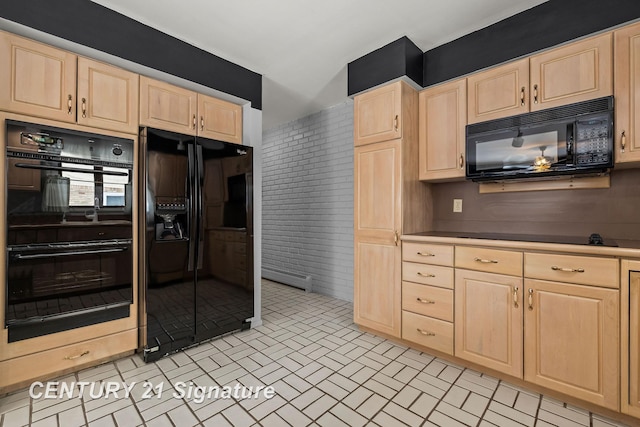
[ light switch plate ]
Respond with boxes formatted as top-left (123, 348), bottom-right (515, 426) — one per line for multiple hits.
top-left (453, 199), bottom-right (463, 213)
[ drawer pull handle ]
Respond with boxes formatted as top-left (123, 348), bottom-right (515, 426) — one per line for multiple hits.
top-left (474, 257), bottom-right (498, 264)
top-left (520, 86), bottom-right (525, 106)
top-left (64, 350), bottom-right (90, 360)
top-left (394, 115), bottom-right (399, 131)
top-left (417, 272), bottom-right (435, 278)
top-left (417, 328), bottom-right (435, 337)
top-left (513, 287), bottom-right (519, 308)
top-left (621, 130), bottom-right (627, 151)
top-left (533, 84), bottom-right (539, 104)
top-left (67, 94), bottom-right (73, 114)
top-left (417, 252), bottom-right (435, 257)
top-left (528, 288), bottom-right (534, 310)
top-left (416, 298), bottom-right (435, 304)
top-left (551, 266), bottom-right (585, 273)
top-left (81, 98), bottom-right (87, 118)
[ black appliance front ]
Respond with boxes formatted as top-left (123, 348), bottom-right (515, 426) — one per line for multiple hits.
top-left (5, 120), bottom-right (134, 341)
top-left (465, 96), bottom-right (614, 181)
top-left (142, 128), bottom-right (253, 362)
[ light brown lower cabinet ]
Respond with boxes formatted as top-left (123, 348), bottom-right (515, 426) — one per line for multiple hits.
top-left (622, 260), bottom-right (640, 418)
top-left (524, 279), bottom-right (619, 410)
top-left (454, 269), bottom-right (524, 378)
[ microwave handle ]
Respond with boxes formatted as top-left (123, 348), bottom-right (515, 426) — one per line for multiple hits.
top-left (566, 123), bottom-right (575, 157)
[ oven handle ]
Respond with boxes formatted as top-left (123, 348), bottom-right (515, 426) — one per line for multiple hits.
top-left (13, 247), bottom-right (127, 260)
top-left (14, 163), bottom-right (129, 176)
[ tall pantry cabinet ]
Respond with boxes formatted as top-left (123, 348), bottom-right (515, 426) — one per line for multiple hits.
top-left (353, 81), bottom-right (431, 337)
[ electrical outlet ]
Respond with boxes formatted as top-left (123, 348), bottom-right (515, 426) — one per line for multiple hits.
top-left (453, 199), bottom-right (463, 213)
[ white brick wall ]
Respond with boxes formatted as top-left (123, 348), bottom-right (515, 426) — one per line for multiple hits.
top-left (262, 100), bottom-right (354, 302)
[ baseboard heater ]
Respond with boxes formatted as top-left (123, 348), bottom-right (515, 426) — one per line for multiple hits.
top-left (262, 266), bottom-right (312, 292)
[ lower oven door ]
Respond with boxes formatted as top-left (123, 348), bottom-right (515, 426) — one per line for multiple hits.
top-left (6, 239), bottom-right (133, 342)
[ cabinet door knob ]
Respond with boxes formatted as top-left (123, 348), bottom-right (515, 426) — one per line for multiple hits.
top-left (513, 287), bottom-right (519, 308)
top-left (200, 116), bottom-right (204, 131)
top-left (533, 84), bottom-right (539, 104)
top-left (621, 131), bottom-right (627, 151)
top-left (459, 155), bottom-right (464, 169)
top-left (528, 288), bottom-right (534, 310)
top-left (81, 98), bottom-right (87, 118)
top-left (520, 87), bottom-right (526, 106)
top-left (193, 114), bottom-right (197, 129)
top-left (394, 114), bottom-right (399, 131)
top-left (67, 94), bottom-right (73, 114)
top-left (394, 230), bottom-right (399, 246)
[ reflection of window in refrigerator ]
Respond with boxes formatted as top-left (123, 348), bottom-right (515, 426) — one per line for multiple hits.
top-left (103, 167), bottom-right (128, 207)
top-left (61, 163), bottom-right (95, 207)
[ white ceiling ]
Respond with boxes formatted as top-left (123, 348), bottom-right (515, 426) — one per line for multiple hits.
top-left (91, 0), bottom-right (548, 129)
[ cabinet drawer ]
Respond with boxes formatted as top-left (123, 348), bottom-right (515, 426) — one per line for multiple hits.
top-left (0, 329), bottom-right (136, 390)
top-left (524, 253), bottom-right (619, 288)
top-left (402, 311), bottom-right (453, 355)
top-left (402, 281), bottom-right (453, 321)
top-left (402, 262), bottom-right (453, 289)
top-left (403, 242), bottom-right (453, 266)
top-left (455, 246), bottom-right (522, 276)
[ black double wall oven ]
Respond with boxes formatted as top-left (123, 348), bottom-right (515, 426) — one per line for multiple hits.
top-left (5, 120), bottom-right (134, 342)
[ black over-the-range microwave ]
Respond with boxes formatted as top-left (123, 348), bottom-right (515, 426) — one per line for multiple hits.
top-left (465, 96), bottom-right (614, 182)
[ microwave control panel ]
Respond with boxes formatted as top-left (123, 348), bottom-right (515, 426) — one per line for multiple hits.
top-left (575, 117), bottom-right (612, 166)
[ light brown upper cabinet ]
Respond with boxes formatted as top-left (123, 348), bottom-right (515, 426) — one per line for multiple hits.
top-left (418, 78), bottom-right (466, 181)
top-left (77, 57), bottom-right (139, 133)
top-left (354, 81), bottom-right (415, 146)
top-left (198, 95), bottom-right (243, 144)
top-left (0, 31), bottom-right (139, 134)
top-left (140, 76), bottom-right (243, 144)
top-left (529, 32), bottom-right (612, 111)
top-left (467, 58), bottom-right (530, 124)
top-left (614, 22), bottom-right (640, 165)
top-left (0, 31), bottom-right (77, 123)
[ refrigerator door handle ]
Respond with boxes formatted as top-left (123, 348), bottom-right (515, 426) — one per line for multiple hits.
top-left (187, 143), bottom-right (197, 272)
top-left (196, 144), bottom-right (205, 270)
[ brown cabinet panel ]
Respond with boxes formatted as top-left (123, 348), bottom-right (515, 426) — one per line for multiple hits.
top-left (402, 281), bottom-right (453, 321)
top-left (139, 76), bottom-right (197, 135)
top-left (524, 279), bottom-right (619, 410)
top-left (354, 140), bottom-right (401, 243)
top-left (467, 58), bottom-right (530, 124)
top-left (530, 33), bottom-right (612, 111)
top-left (354, 82), bottom-right (403, 146)
top-left (622, 261), bottom-right (640, 418)
top-left (402, 310), bottom-right (453, 355)
top-left (198, 94), bottom-right (242, 144)
top-left (0, 31), bottom-right (76, 123)
top-left (77, 57), bottom-right (139, 133)
top-left (455, 269), bottom-right (523, 378)
top-left (614, 22), bottom-right (640, 165)
top-left (418, 79), bottom-right (466, 181)
top-left (354, 240), bottom-right (401, 337)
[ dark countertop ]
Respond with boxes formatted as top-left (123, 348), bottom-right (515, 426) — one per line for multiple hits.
top-left (403, 231), bottom-right (640, 257)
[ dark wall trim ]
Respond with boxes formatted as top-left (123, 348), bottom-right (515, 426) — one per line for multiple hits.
top-left (424, 0), bottom-right (640, 86)
top-left (349, 0), bottom-right (640, 95)
top-left (348, 36), bottom-right (423, 96)
top-left (0, 0), bottom-right (262, 109)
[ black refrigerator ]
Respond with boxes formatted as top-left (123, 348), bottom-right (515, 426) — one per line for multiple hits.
top-left (140, 127), bottom-right (253, 362)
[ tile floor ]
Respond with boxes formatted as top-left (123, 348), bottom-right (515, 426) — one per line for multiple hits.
top-left (0, 279), bottom-right (634, 427)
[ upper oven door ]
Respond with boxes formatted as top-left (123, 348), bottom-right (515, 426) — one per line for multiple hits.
top-left (6, 121), bottom-right (133, 229)
top-left (466, 118), bottom-right (572, 180)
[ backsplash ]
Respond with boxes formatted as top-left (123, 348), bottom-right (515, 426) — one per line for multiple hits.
top-left (430, 169), bottom-right (640, 242)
